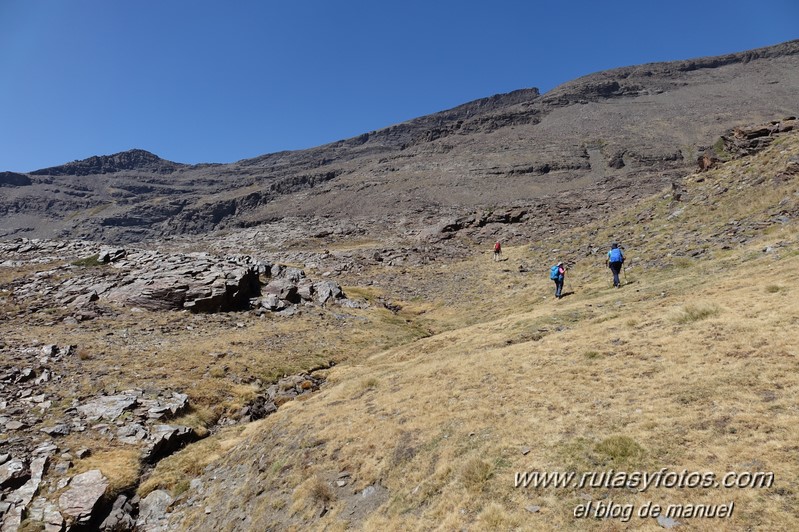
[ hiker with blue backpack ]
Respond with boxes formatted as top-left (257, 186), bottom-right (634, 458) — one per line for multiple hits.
top-left (606, 243), bottom-right (625, 288)
top-left (550, 262), bottom-right (565, 299)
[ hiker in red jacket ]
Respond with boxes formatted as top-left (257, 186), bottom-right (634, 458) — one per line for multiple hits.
top-left (493, 240), bottom-right (502, 262)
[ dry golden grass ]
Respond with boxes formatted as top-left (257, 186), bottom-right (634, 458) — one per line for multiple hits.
top-left (195, 246), bottom-right (799, 531)
top-left (73, 447), bottom-right (142, 499)
top-left (4, 133), bottom-right (797, 530)
top-left (167, 134), bottom-right (799, 530)
top-left (138, 420), bottom-right (265, 497)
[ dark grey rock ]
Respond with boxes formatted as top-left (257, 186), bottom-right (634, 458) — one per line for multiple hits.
top-left (264, 279), bottom-right (299, 302)
top-left (144, 425), bottom-right (199, 463)
top-left (40, 424), bottom-right (70, 436)
top-left (100, 494), bottom-right (137, 531)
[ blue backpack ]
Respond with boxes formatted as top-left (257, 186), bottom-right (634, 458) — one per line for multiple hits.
top-left (550, 265), bottom-right (560, 280)
top-left (609, 248), bottom-right (624, 262)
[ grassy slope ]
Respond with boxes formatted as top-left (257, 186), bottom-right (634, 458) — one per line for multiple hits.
top-left (167, 132), bottom-right (799, 531)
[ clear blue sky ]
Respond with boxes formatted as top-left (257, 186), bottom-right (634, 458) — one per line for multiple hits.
top-left (1, 1), bottom-right (797, 172)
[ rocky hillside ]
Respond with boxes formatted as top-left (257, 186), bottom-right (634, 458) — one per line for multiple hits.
top-left (160, 121), bottom-right (799, 531)
top-left (1, 117), bottom-right (798, 530)
top-left (1, 40), bottom-right (798, 244)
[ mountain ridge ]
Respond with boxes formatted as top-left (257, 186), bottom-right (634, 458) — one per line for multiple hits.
top-left (2, 40), bottom-right (798, 243)
top-left (28, 149), bottom-right (185, 177)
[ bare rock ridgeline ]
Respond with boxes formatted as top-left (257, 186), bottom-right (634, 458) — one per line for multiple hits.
top-left (28, 149), bottom-right (187, 177)
top-left (543, 39), bottom-right (799, 105)
top-left (2, 40), bottom-right (798, 243)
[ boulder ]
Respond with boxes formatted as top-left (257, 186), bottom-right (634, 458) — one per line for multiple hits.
top-left (135, 489), bottom-right (173, 531)
top-left (314, 280), bottom-right (344, 305)
top-left (261, 294), bottom-right (285, 311)
top-left (247, 396), bottom-right (278, 421)
top-left (43, 501), bottom-right (65, 532)
top-left (58, 469), bottom-right (109, 525)
top-left (296, 281), bottom-right (315, 301)
top-left (0, 459), bottom-right (28, 490)
top-left (9, 455), bottom-right (49, 510)
top-left (40, 423), bottom-right (71, 436)
top-left (281, 267), bottom-right (306, 283)
top-left (264, 279), bottom-right (299, 302)
top-left (125, 281), bottom-right (189, 311)
top-left (143, 425), bottom-right (199, 463)
top-left (117, 423), bottom-right (149, 445)
top-left (77, 393), bottom-right (139, 422)
top-left (100, 494), bottom-right (137, 531)
top-left (98, 248), bottom-right (127, 263)
top-left (143, 392), bottom-right (189, 420)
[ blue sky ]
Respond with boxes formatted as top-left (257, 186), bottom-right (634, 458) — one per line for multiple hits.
top-left (1, 1), bottom-right (797, 172)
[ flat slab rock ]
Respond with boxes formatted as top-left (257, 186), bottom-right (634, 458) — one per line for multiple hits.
top-left (58, 469), bottom-right (109, 524)
top-left (76, 393), bottom-right (139, 422)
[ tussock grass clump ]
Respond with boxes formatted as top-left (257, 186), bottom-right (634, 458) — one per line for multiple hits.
top-left (461, 458), bottom-right (493, 492)
top-left (17, 521), bottom-right (45, 532)
top-left (594, 435), bottom-right (645, 466)
top-left (360, 376), bottom-right (380, 390)
top-left (309, 476), bottom-right (333, 504)
top-left (673, 303), bottom-right (721, 324)
top-left (766, 284), bottom-right (784, 293)
top-left (478, 502), bottom-right (520, 530)
top-left (291, 475), bottom-right (334, 518)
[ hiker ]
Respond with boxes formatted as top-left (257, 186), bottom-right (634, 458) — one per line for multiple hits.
top-left (550, 262), bottom-right (565, 299)
top-left (493, 240), bottom-right (502, 261)
top-left (606, 243), bottom-right (625, 288)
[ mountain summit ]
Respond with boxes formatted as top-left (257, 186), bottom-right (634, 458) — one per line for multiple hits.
top-left (29, 149), bottom-right (184, 176)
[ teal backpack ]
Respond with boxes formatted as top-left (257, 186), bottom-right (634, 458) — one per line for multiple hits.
top-left (550, 265), bottom-right (560, 280)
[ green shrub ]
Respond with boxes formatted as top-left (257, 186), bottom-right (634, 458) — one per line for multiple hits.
top-left (71, 254), bottom-right (102, 267)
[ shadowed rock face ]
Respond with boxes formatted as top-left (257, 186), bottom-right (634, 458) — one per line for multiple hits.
top-left (29, 149), bottom-right (185, 176)
top-left (0, 172), bottom-right (32, 187)
top-left (2, 41), bottom-right (798, 243)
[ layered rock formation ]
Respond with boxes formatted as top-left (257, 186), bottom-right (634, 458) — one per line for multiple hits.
top-left (2, 41), bottom-right (797, 243)
top-left (0, 239), bottom-right (348, 317)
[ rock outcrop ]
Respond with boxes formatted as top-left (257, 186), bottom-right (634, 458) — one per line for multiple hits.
top-left (699, 117), bottom-right (798, 171)
top-left (58, 469), bottom-right (109, 526)
top-left (0, 239), bottom-right (350, 315)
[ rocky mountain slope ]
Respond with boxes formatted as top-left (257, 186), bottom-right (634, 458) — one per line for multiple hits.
top-left (1, 40), bottom-right (798, 244)
top-left (2, 39), bottom-right (799, 531)
top-left (2, 117), bottom-right (797, 530)
top-left (163, 120), bottom-right (799, 531)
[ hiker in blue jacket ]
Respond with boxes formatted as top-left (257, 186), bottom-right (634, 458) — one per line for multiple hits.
top-left (550, 262), bottom-right (565, 299)
top-left (606, 243), bottom-right (625, 288)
